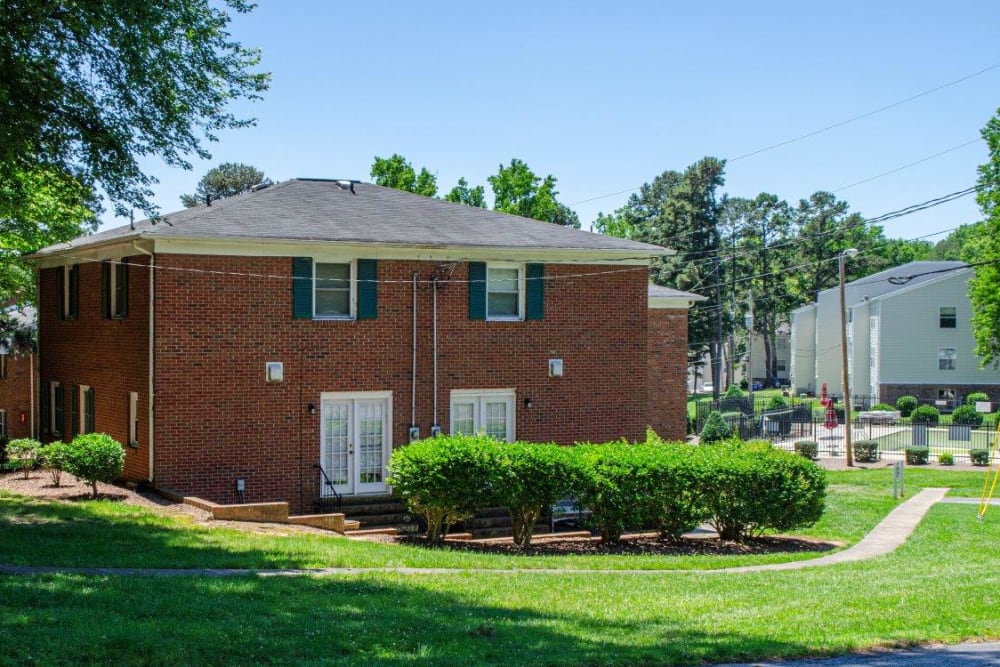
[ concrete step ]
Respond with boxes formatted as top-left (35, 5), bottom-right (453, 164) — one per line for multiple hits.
top-left (345, 527), bottom-right (399, 537)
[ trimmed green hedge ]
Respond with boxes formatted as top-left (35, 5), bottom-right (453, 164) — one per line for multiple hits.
top-left (794, 441), bottom-right (818, 460)
top-left (896, 396), bottom-right (918, 418)
top-left (854, 440), bottom-right (880, 463)
top-left (905, 447), bottom-right (930, 465)
top-left (390, 434), bottom-right (827, 545)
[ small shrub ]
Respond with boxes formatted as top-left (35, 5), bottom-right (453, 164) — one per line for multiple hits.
top-left (896, 395), bottom-right (918, 418)
top-left (39, 442), bottom-right (71, 486)
top-left (699, 411), bottom-right (731, 444)
top-left (905, 447), bottom-right (930, 465)
top-left (744, 438), bottom-right (772, 447)
top-left (63, 433), bottom-right (126, 498)
top-left (910, 405), bottom-right (940, 425)
top-left (854, 440), bottom-right (880, 463)
top-left (794, 441), bottom-right (819, 460)
top-left (5, 438), bottom-right (41, 479)
top-left (970, 449), bottom-right (991, 466)
top-left (966, 392), bottom-right (989, 406)
top-left (388, 434), bottom-right (500, 542)
top-left (938, 452), bottom-right (954, 465)
top-left (766, 395), bottom-right (788, 410)
top-left (950, 405), bottom-right (984, 427)
top-left (739, 378), bottom-right (748, 390)
top-left (723, 385), bottom-right (744, 399)
top-left (872, 403), bottom-right (896, 412)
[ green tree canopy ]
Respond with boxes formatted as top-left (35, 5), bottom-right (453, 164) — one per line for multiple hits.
top-left (0, 0), bottom-right (269, 220)
top-left (180, 163), bottom-right (267, 207)
top-left (443, 177), bottom-right (486, 208)
top-left (969, 109), bottom-right (1000, 368)
top-left (488, 159), bottom-right (580, 228)
top-left (930, 221), bottom-right (987, 263)
top-left (370, 154), bottom-right (438, 197)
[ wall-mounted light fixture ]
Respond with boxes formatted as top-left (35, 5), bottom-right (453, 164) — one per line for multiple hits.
top-left (307, 403), bottom-right (317, 415)
top-left (524, 397), bottom-right (533, 409)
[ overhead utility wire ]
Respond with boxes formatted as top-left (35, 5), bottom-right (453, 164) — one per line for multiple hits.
top-left (570, 62), bottom-right (1000, 207)
top-left (831, 138), bottom-right (981, 193)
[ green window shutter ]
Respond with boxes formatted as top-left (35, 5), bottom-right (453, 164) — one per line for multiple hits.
top-left (356, 259), bottom-right (378, 320)
top-left (40, 381), bottom-right (50, 436)
top-left (525, 263), bottom-right (544, 320)
top-left (292, 257), bottom-right (313, 319)
top-left (70, 385), bottom-right (79, 438)
top-left (101, 261), bottom-right (110, 319)
top-left (116, 260), bottom-right (129, 318)
top-left (85, 387), bottom-right (95, 433)
top-left (68, 265), bottom-right (79, 319)
top-left (468, 262), bottom-right (486, 321)
top-left (53, 384), bottom-right (64, 437)
top-left (57, 269), bottom-right (66, 321)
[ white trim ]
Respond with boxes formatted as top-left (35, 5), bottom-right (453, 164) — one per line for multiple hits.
top-left (129, 391), bottom-right (139, 446)
top-left (648, 296), bottom-right (702, 309)
top-left (485, 262), bottom-right (524, 321)
top-left (449, 388), bottom-right (516, 442)
top-left (29, 236), bottom-right (660, 268)
top-left (319, 391), bottom-right (393, 495)
top-left (79, 384), bottom-right (91, 434)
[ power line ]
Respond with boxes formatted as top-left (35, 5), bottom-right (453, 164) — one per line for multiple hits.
top-left (832, 139), bottom-right (982, 193)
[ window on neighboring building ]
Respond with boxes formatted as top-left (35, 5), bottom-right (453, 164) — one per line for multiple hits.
top-left (314, 262), bottom-right (353, 318)
top-left (486, 264), bottom-right (522, 319)
top-left (938, 348), bottom-right (957, 371)
top-left (102, 259), bottom-right (129, 319)
top-left (60, 264), bottom-right (80, 320)
top-left (129, 391), bottom-right (139, 447)
top-left (449, 389), bottom-right (516, 442)
top-left (940, 306), bottom-right (957, 328)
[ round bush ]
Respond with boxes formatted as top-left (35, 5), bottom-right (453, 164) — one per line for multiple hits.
top-left (39, 442), bottom-right (71, 486)
top-left (723, 385), bottom-right (744, 398)
top-left (6, 438), bottom-right (41, 479)
top-left (938, 452), bottom-right (954, 465)
top-left (910, 405), bottom-right (940, 425)
top-left (950, 405), bottom-right (984, 427)
top-left (905, 447), bottom-right (930, 465)
top-left (872, 403), bottom-right (896, 412)
top-left (794, 441), bottom-right (819, 460)
top-left (966, 392), bottom-right (989, 406)
top-left (854, 440), bottom-right (880, 463)
top-left (388, 434), bottom-right (501, 542)
top-left (64, 433), bottom-right (125, 497)
top-left (699, 411), bottom-right (731, 444)
top-left (896, 396), bottom-right (918, 417)
top-left (766, 395), bottom-right (788, 410)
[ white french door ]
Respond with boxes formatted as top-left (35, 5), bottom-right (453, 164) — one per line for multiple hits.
top-left (449, 389), bottom-right (516, 442)
top-left (320, 391), bottom-right (392, 495)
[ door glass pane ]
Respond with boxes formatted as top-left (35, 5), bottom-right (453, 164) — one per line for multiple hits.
top-left (452, 402), bottom-right (475, 435)
top-left (322, 402), bottom-right (350, 488)
top-left (357, 401), bottom-right (384, 485)
top-left (484, 400), bottom-right (507, 441)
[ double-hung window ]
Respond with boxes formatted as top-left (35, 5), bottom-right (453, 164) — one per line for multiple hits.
top-left (60, 265), bottom-right (79, 320)
top-left (102, 259), bottom-right (129, 319)
top-left (450, 389), bottom-right (516, 442)
top-left (51, 382), bottom-right (64, 437)
top-left (486, 264), bottom-right (522, 320)
top-left (315, 262), bottom-right (353, 318)
top-left (939, 306), bottom-right (957, 328)
top-left (292, 257), bottom-right (378, 320)
top-left (468, 262), bottom-right (543, 321)
top-left (938, 348), bottom-right (957, 371)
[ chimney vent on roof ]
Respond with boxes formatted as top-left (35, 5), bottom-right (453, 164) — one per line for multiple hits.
top-left (335, 179), bottom-right (359, 194)
top-left (250, 180), bottom-right (272, 193)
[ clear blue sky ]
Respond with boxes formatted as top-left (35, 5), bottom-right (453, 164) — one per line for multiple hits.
top-left (120, 0), bottom-right (1000, 245)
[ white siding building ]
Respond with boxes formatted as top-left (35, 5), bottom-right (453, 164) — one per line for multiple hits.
top-left (789, 261), bottom-right (1000, 406)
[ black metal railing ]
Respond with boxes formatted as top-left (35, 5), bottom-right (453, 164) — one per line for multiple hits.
top-left (312, 463), bottom-right (342, 513)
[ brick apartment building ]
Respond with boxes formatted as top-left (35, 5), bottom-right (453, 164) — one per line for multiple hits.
top-left (0, 307), bottom-right (37, 442)
top-left (28, 179), bottom-right (699, 512)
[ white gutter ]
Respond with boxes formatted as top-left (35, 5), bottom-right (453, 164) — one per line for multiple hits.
top-left (132, 241), bottom-right (155, 482)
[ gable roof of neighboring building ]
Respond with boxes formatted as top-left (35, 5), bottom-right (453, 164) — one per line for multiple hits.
top-left (817, 261), bottom-right (968, 301)
top-left (29, 179), bottom-right (669, 259)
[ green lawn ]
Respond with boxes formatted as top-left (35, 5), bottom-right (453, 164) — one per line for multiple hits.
top-left (1, 469), bottom-right (998, 666)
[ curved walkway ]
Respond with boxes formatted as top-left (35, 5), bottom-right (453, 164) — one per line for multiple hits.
top-left (0, 488), bottom-right (951, 578)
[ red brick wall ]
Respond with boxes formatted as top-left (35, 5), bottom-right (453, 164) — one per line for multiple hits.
top-left (38, 259), bottom-right (151, 480)
top-left (0, 352), bottom-right (37, 441)
top-left (647, 308), bottom-right (690, 440)
top-left (151, 255), bottom-right (652, 511)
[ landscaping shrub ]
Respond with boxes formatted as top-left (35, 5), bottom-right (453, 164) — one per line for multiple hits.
top-left (872, 403), bottom-right (896, 412)
top-left (905, 447), bottom-right (930, 465)
top-left (489, 442), bottom-right (575, 547)
top-left (388, 434), bottom-right (501, 542)
top-left (910, 405), bottom-right (940, 425)
top-left (896, 395), bottom-right (918, 418)
top-left (950, 405), bottom-right (984, 427)
top-left (63, 434), bottom-right (125, 498)
top-left (853, 440), bottom-right (880, 463)
top-left (5, 438), bottom-right (40, 479)
top-left (938, 452), bottom-right (954, 465)
top-left (966, 391), bottom-right (989, 406)
top-left (695, 440), bottom-right (826, 541)
top-left (739, 378), bottom-right (748, 390)
top-left (794, 440), bottom-right (819, 460)
top-left (723, 385), bottom-right (744, 398)
top-left (743, 439), bottom-right (773, 447)
top-left (970, 449), bottom-right (991, 466)
top-left (699, 411), bottom-right (731, 444)
top-left (766, 395), bottom-right (788, 410)
top-left (39, 442), bottom-right (71, 486)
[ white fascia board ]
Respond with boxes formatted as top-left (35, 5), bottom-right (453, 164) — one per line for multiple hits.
top-left (649, 295), bottom-right (706, 310)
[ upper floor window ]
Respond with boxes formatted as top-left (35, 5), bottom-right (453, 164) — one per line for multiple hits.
top-left (60, 265), bottom-right (80, 320)
top-left (102, 259), bottom-right (129, 319)
top-left (315, 262), bottom-right (353, 318)
top-left (0, 354), bottom-right (6, 380)
top-left (939, 306), bottom-right (956, 328)
top-left (487, 264), bottom-right (522, 320)
top-left (938, 348), bottom-right (956, 371)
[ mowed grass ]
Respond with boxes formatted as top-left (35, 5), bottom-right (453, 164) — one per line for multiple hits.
top-left (2, 502), bottom-right (999, 666)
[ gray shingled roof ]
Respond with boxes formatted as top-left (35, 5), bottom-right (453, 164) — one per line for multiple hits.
top-left (648, 284), bottom-right (707, 301)
top-left (817, 261), bottom-right (969, 298)
top-left (31, 179), bottom-right (668, 257)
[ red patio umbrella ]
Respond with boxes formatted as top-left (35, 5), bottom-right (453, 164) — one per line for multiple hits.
top-left (823, 402), bottom-right (839, 430)
top-left (820, 382), bottom-right (829, 407)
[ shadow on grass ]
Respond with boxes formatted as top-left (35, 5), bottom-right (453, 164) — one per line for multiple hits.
top-left (0, 573), bottom-right (817, 667)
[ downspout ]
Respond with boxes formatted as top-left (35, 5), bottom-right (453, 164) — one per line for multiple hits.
top-left (29, 352), bottom-right (35, 439)
top-left (132, 241), bottom-right (155, 482)
top-left (32, 268), bottom-right (39, 439)
top-left (410, 272), bottom-right (418, 439)
top-left (431, 274), bottom-right (440, 435)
